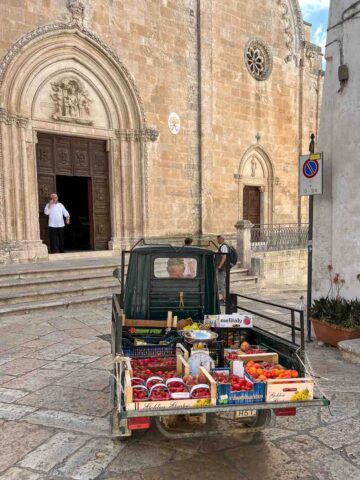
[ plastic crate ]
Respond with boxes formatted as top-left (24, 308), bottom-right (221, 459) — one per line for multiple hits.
top-left (212, 368), bottom-right (265, 405)
top-left (122, 344), bottom-right (177, 358)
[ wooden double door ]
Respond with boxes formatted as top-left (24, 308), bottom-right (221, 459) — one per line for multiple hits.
top-left (37, 133), bottom-right (111, 251)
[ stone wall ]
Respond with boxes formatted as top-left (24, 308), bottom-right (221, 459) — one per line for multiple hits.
top-left (252, 249), bottom-right (308, 288)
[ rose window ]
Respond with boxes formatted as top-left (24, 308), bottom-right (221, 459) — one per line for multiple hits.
top-left (244, 39), bottom-right (273, 81)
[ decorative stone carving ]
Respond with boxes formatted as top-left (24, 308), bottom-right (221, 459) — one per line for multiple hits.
top-left (0, 108), bottom-right (28, 128)
top-left (67, 0), bottom-right (85, 26)
top-left (244, 39), bottom-right (273, 81)
top-left (251, 157), bottom-right (257, 177)
top-left (116, 127), bottom-right (159, 142)
top-left (277, 0), bottom-right (305, 65)
top-left (305, 42), bottom-right (322, 71)
top-left (50, 77), bottom-right (92, 125)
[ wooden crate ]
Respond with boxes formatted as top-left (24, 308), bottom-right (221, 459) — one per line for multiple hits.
top-left (265, 378), bottom-right (314, 402)
top-left (238, 352), bottom-right (279, 364)
top-left (124, 357), bottom-right (216, 411)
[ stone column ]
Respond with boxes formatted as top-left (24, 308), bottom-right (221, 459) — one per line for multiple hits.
top-left (235, 220), bottom-right (253, 269)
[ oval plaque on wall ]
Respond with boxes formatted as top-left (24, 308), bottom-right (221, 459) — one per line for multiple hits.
top-left (168, 112), bottom-right (181, 135)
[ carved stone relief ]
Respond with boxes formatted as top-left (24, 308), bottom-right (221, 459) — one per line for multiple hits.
top-left (50, 77), bottom-right (92, 125)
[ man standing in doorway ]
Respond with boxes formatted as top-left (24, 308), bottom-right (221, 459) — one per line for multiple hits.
top-left (216, 235), bottom-right (229, 305)
top-left (44, 193), bottom-right (70, 254)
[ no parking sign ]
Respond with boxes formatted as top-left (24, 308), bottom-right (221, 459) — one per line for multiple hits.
top-left (299, 153), bottom-right (323, 196)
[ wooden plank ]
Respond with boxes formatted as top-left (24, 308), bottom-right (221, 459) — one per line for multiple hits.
top-left (177, 354), bottom-right (190, 376)
top-left (199, 366), bottom-right (217, 400)
top-left (121, 319), bottom-right (168, 327)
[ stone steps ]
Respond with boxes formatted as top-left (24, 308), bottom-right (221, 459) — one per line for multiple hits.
top-left (230, 266), bottom-right (259, 294)
top-left (0, 256), bottom-right (121, 317)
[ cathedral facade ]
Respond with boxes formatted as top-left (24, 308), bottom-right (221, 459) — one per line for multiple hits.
top-left (0, 0), bottom-right (323, 263)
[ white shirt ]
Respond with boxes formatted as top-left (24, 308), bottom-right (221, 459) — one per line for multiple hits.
top-left (44, 202), bottom-right (70, 228)
top-left (219, 243), bottom-right (229, 254)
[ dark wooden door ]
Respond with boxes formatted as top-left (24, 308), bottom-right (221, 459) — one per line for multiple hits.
top-left (36, 133), bottom-right (111, 251)
top-left (243, 186), bottom-right (261, 225)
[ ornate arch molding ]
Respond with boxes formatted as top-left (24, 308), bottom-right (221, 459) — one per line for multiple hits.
top-left (277, 0), bottom-right (305, 65)
top-left (0, 20), bottom-right (147, 126)
top-left (0, 12), bottom-right (158, 261)
top-left (237, 145), bottom-right (275, 224)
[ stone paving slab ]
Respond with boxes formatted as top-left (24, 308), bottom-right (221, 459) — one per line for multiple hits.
top-left (0, 422), bottom-right (53, 473)
top-left (17, 385), bottom-right (111, 417)
top-left (0, 402), bottom-right (37, 420)
top-left (41, 360), bottom-right (84, 371)
top-left (0, 466), bottom-right (47, 479)
top-left (0, 358), bottom-right (48, 376)
top-left (18, 431), bottom-right (89, 473)
top-left (53, 437), bottom-right (122, 480)
top-left (345, 443), bottom-right (360, 466)
top-left (23, 409), bottom-right (110, 436)
top-left (59, 353), bottom-right (100, 364)
top-left (26, 343), bottom-right (79, 361)
top-left (0, 374), bottom-right (16, 385)
top-left (309, 416), bottom-right (360, 449)
top-left (55, 367), bottom-right (109, 391)
top-left (0, 387), bottom-right (30, 403)
top-left (72, 340), bottom-right (110, 357)
top-left (2, 367), bottom-right (69, 392)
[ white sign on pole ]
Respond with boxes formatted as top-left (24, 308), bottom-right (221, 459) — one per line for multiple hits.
top-left (299, 153), bottom-right (323, 196)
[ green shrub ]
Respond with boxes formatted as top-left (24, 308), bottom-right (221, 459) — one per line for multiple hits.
top-left (311, 297), bottom-right (360, 329)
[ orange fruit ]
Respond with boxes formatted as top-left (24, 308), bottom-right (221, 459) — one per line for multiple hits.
top-left (257, 368), bottom-right (264, 376)
top-left (248, 367), bottom-right (257, 376)
top-left (272, 369), bottom-right (280, 378)
top-left (291, 370), bottom-right (299, 378)
top-left (258, 375), bottom-right (267, 381)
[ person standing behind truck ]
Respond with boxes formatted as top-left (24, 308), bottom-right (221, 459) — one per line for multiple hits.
top-left (183, 237), bottom-right (197, 277)
top-left (216, 235), bottom-right (229, 304)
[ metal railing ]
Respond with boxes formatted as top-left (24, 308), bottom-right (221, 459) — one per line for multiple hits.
top-left (234, 293), bottom-right (306, 351)
top-left (251, 223), bottom-right (309, 252)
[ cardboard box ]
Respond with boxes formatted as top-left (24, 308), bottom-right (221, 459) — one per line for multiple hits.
top-left (211, 368), bottom-right (266, 405)
top-left (265, 378), bottom-right (314, 403)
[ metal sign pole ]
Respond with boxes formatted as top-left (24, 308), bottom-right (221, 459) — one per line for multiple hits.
top-left (306, 134), bottom-right (315, 342)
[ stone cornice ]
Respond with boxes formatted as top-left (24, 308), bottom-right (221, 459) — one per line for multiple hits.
top-left (0, 108), bottom-right (29, 128)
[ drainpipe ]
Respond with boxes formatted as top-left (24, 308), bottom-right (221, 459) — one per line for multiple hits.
top-left (297, 54), bottom-right (304, 225)
top-left (196, 0), bottom-right (203, 236)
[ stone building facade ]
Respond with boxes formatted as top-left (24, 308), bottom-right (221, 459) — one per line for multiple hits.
top-left (313, 0), bottom-right (360, 300)
top-left (0, 0), bottom-right (323, 263)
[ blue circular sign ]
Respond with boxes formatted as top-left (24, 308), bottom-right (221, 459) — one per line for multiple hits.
top-left (303, 159), bottom-right (319, 178)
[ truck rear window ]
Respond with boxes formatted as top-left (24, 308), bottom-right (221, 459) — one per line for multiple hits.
top-left (154, 257), bottom-right (198, 278)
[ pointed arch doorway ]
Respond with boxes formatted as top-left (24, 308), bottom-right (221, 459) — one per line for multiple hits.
top-left (237, 145), bottom-right (274, 225)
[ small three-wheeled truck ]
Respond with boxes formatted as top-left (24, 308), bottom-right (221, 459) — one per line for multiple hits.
top-left (110, 242), bottom-right (329, 439)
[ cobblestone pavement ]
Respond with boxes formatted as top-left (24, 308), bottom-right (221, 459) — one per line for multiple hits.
top-left (0, 298), bottom-right (359, 480)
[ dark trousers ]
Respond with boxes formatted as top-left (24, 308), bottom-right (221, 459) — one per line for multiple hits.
top-left (48, 227), bottom-right (65, 253)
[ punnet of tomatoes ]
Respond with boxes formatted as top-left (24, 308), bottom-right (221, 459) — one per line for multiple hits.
top-left (132, 368), bottom-right (177, 381)
top-left (149, 384), bottom-right (171, 401)
top-left (245, 360), bottom-right (299, 382)
top-left (166, 378), bottom-right (188, 394)
top-left (190, 384), bottom-right (211, 399)
top-left (212, 371), bottom-right (253, 391)
top-left (132, 385), bottom-right (149, 402)
top-left (131, 357), bottom-right (177, 369)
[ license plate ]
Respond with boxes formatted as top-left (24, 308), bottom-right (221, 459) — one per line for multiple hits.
top-left (234, 409), bottom-right (257, 419)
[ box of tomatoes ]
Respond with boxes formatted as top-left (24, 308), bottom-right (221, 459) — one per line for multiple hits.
top-left (123, 354), bottom-right (217, 411)
top-left (211, 368), bottom-right (266, 405)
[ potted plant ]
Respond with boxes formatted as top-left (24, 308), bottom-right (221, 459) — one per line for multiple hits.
top-left (310, 267), bottom-right (360, 346)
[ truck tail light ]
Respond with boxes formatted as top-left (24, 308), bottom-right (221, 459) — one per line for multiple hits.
top-left (274, 407), bottom-right (297, 417)
top-left (128, 417), bottom-right (151, 430)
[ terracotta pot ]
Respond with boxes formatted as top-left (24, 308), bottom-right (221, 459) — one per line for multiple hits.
top-left (311, 317), bottom-right (360, 347)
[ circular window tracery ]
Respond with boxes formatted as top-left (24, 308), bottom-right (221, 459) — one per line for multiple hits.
top-left (244, 39), bottom-right (273, 81)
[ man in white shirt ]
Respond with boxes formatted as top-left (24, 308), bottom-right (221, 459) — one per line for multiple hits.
top-left (216, 235), bottom-right (229, 304)
top-left (44, 193), bottom-right (70, 253)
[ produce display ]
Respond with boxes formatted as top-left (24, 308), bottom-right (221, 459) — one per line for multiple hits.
top-left (212, 371), bottom-right (253, 392)
top-left (245, 360), bottom-right (299, 382)
top-left (131, 357), bottom-right (176, 368)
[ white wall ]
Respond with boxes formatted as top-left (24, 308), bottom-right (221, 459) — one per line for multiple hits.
top-left (313, 0), bottom-right (360, 299)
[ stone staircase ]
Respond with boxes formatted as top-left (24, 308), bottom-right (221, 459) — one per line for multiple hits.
top-left (0, 256), bottom-right (121, 317)
top-left (230, 265), bottom-right (259, 295)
